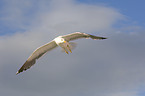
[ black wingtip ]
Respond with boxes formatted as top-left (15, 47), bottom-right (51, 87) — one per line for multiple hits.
top-left (102, 37), bottom-right (107, 39)
top-left (16, 69), bottom-right (22, 75)
top-left (16, 71), bottom-right (19, 75)
top-left (16, 60), bottom-right (36, 75)
top-left (89, 34), bottom-right (107, 40)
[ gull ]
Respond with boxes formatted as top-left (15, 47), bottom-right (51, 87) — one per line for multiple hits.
top-left (16, 32), bottom-right (107, 75)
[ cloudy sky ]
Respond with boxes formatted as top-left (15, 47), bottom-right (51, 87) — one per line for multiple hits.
top-left (0, 0), bottom-right (145, 96)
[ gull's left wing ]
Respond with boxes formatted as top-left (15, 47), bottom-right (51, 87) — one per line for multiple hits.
top-left (62, 32), bottom-right (107, 41)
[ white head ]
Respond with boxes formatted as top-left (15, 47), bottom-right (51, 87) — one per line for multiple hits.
top-left (54, 36), bottom-right (66, 45)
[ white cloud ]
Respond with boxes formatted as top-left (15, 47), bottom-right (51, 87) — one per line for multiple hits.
top-left (34, 0), bottom-right (123, 34)
top-left (0, 0), bottom-right (145, 96)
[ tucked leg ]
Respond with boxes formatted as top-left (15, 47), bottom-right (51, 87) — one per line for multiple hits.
top-left (67, 45), bottom-right (72, 53)
top-left (65, 50), bottom-right (69, 54)
top-left (63, 47), bottom-right (69, 54)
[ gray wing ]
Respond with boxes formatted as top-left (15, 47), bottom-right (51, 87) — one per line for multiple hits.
top-left (62, 32), bottom-right (107, 41)
top-left (16, 40), bottom-right (57, 75)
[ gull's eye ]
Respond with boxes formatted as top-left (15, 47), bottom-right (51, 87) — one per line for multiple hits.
top-left (61, 39), bottom-right (63, 41)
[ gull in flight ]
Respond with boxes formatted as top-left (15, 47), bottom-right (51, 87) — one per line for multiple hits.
top-left (16, 32), bottom-right (107, 75)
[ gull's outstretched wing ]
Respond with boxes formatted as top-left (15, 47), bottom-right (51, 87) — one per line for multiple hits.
top-left (16, 40), bottom-right (57, 75)
top-left (62, 32), bottom-right (107, 41)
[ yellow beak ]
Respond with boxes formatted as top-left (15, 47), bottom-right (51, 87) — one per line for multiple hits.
top-left (64, 41), bottom-right (66, 43)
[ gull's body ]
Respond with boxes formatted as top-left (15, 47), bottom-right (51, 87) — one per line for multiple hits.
top-left (16, 32), bottom-right (107, 74)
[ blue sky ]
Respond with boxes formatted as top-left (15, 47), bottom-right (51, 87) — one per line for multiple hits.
top-left (0, 0), bottom-right (145, 35)
top-left (79, 0), bottom-right (145, 26)
top-left (0, 0), bottom-right (145, 96)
